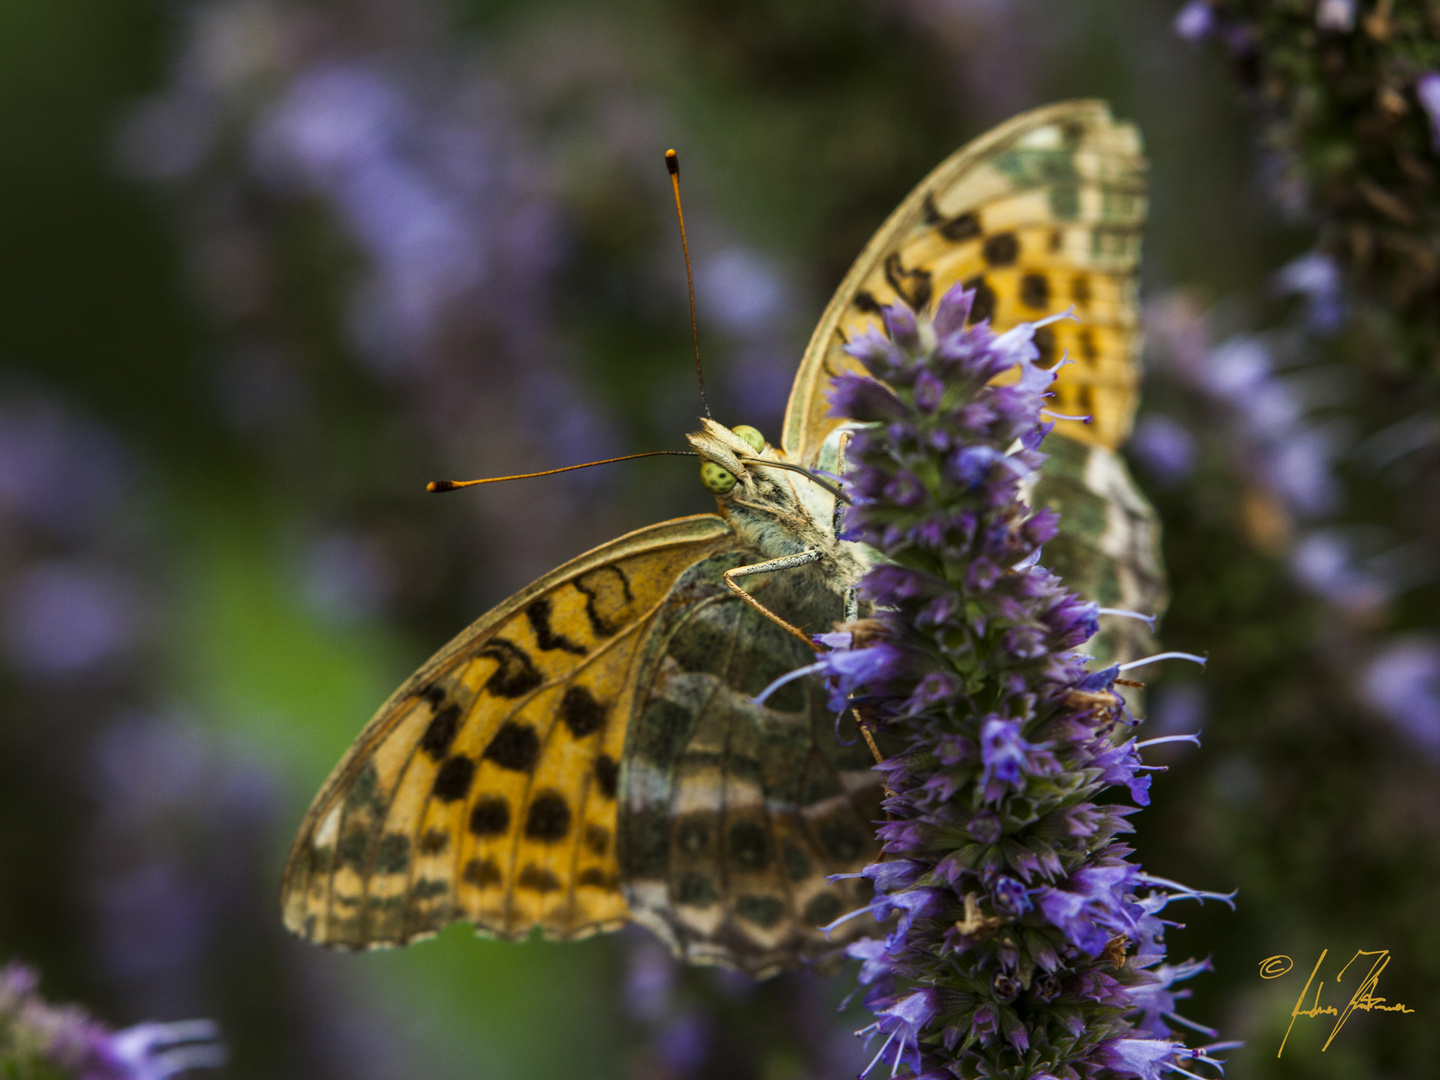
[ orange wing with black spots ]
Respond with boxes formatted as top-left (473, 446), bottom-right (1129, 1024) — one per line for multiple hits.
top-left (280, 514), bottom-right (733, 949)
top-left (783, 99), bottom-right (1146, 464)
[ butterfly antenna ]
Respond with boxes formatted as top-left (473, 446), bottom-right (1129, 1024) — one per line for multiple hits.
top-left (428, 451), bottom-right (696, 492)
top-left (666, 148), bottom-right (711, 420)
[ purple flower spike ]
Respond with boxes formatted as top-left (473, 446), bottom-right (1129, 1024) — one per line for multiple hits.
top-left (819, 298), bottom-right (1226, 1077)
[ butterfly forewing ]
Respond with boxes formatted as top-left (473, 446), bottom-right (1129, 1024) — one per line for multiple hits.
top-left (281, 515), bottom-right (732, 948)
top-left (783, 99), bottom-right (1146, 467)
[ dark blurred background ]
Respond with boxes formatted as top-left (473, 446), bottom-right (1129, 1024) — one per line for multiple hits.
top-left (1, 1), bottom-right (1435, 1077)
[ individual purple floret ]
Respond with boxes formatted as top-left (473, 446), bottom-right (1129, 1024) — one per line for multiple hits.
top-left (813, 284), bottom-right (1233, 1078)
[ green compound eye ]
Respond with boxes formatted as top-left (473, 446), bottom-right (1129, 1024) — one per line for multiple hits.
top-left (731, 425), bottom-right (765, 454)
top-left (700, 461), bottom-right (738, 495)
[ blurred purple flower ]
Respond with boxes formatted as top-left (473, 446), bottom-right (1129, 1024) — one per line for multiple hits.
top-left (1148, 681), bottom-right (1208, 739)
top-left (3, 562), bottom-right (142, 678)
top-left (0, 398), bottom-right (128, 539)
top-left (624, 936), bottom-right (677, 1022)
top-left (0, 961), bottom-right (224, 1079)
top-left (1416, 72), bottom-right (1440, 152)
top-left (1187, 335), bottom-right (1343, 519)
top-left (1173, 2), bottom-right (1214, 42)
top-left (300, 530), bottom-right (395, 623)
top-left (253, 63), bottom-right (491, 368)
top-left (1130, 415), bottom-right (1196, 486)
top-left (1361, 637), bottom-right (1440, 753)
top-left (1276, 251), bottom-right (1344, 332)
top-left (657, 1015), bottom-right (711, 1075)
top-left (1290, 531), bottom-right (1388, 612)
top-left (699, 248), bottom-right (788, 335)
top-left (1315, 0), bottom-right (1356, 33)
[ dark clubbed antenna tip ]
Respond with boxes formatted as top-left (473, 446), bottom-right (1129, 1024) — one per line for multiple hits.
top-left (666, 148), bottom-right (710, 420)
top-left (426, 450), bottom-right (697, 492)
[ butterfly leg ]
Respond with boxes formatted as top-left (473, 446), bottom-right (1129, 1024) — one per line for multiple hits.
top-left (723, 550), bottom-right (823, 649)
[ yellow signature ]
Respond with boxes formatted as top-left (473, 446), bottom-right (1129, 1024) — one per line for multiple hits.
top-left (1259, 949), bottom-right (1416, 1058)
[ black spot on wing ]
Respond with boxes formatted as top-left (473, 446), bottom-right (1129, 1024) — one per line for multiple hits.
top-left (525, 791), bottom-right (572, 842)
top-left (783, 843), bottom-right (812, 881)
top-left (983, 232), bottom-right (1020, 267)
top-left (469, 796), bottom-right (510, 837)
top-left (463, 858), bottom-right (503, 888)
top-left (939, 210), bottom-right (982, 242)
top-left (519, 865), bottom-right (562, 892)
top-left (1020, 273), bottom-right (1050, 310)
top-left (484, 722), bottom-right (540, 772)
top-left (853, 290), bottom-right (882, 314)
top-left (803, 892), bottom-right (843, 927)
top-left (594, 754), bottom-right (619, 799)
top-left (338, 827), bottom-right (369, 869)
top-left (419, 828), bottom-right (449, 855)
top-left (344, 762), bottom-right (382, 813)
top-left (579, 867), bottom-right (618, 890)
top-left (432, 756), bottom-right (476, 802)
top-left (728, 821), bottom-right (770, 871)
top-left (572, 565), bottom-right (633, 638)
top-left (560, 686), bottom-right (608, 738)
top-left (736, 895), bottom-right (785, 929)
top-left (419, 703), bottom-right (462, 761)
top-left (525, 597), bottom-right (587, 655)
top-left (677, 871), bottom-right (719, 908)
top-left (883, 252), bottom-right (932, 311)
top-left (1071, 274), bottom-right (1092, 309)
top-left (1035, 326), bottom-right (1058, 368)
top-left (922, 192), bottom-right (981, 242)
top-left (376, 834), bottom-right (410, 874)
top-left (963, 276), bottom-right (997, 325)
top-left (478, 639), bottom-right (542, 698)
top-left (817, 816), bottom-right (865, 862)
top-left (677, 817), bottom-right (710, 855)
top-left (584, 824), bottom-right (610, 856)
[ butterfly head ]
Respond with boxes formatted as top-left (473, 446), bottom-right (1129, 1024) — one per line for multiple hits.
top-left (687, 418), bottom-right (769, 498)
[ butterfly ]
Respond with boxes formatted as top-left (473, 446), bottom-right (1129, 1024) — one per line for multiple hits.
top-left (280, 99), bottom-right (1166, 978)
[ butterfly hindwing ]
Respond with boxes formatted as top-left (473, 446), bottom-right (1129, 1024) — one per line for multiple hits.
top-left (1029, 437), bottom-right (1168, 666)
top-left (618, 551), bottom-right (881, 978)
top-left (280, 515), bottom-right (733, 949)
top-left (783, 99), bottom-right (1147, 467)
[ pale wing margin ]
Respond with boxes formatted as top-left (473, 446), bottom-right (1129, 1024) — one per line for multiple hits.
top-left (783, 100), bottom-right (1141, 466)
top-left (281, 513), bottom-right (732, 949)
